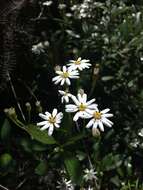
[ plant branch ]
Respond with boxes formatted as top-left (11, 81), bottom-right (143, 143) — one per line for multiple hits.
top-left (0, 184), bottom-right (10, 190)
top-left (7, 72), bottom-right (26, 122)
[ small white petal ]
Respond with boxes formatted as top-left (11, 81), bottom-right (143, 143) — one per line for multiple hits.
top-left (63, 66), bottom-right (67, 72)
top-left (54, 78), bottom-right (62, 84)
top-left (58, 90), bottom-right (65, 95)
top-left (103, 118), bottom-right (113, 125)
top-left (103, 113), bottom-right (113, 118)
top-left (73, 112), bottom-right (81, 121)
top-left (65, 96), bottom-right (69, 103)
top-left (56, 112), bottom-right (63, 120)
top-left (98, 121), bottom-right (104, 131)
top-left (39, 113), bottom-right (48, 120)
top-left (61, 79), bottom-right (65, 85)
top-left (66, 104), bottom-right (77, 109)
top-left (93, 121), bottom-right (98, 129)
top-left (70, 96), bottom-right (80, 105)
top-left (66, 78), bottom-right (71, 85)
top-left (102, 118), bottom-right (112, 127)
top-left (55, 123), bottom-right (60, 128)
top-left (45, 112), bottom-right (51, 117)
top-left (88, 104), bottom-right (98, 109)
top-left (86, 98), bottom-right (96, 105)
top-left (70, 75), bottom-right (79, 79)
top-left (52, 109), bottom-right (57, 117)
top-left (52, 76), bottom-right (60, 81)
top-left (61, 97), bottom-right (64, 103)
top-left (56, 71), bottom-right (63, 75)
top-left (40, 124), bottom-right (50, 131)
top-left (86, 119), bottom-right (94, 128)
top-left (81, 112), bottom-right (92, 119)
top-left (37, 121), bottom-right (47, 126)
top-left (82, 93), bottom-right (87, 103)
top-left (77, 93), bottom-right (82, 102)
top-left (101, 108), bottom-right (110, 114)
top-left (48, 125), bottom-right (54, 136)
top-left (77, 57), bottom-right (81, 61)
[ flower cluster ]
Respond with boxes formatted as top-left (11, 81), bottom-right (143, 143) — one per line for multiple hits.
top-left (37, 57), bottom-right (113, 136)
top-left (32, 41), bottom-right (49, 55)
top-left (71, 0), bottom-right (104, 19)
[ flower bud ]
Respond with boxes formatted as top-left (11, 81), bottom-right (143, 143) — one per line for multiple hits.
top-left (93, 64), bottom-right (100, 75)
top-left (92, 128), bottom-right (100, 137)
top-left (4, 107), bottom-right (17, 120)
top-left (78, 88), bottom-right (84, 95)
top-left (25, 102), bottom-right (31, 112)
top-left (35, 101), bottom-right (42, 113)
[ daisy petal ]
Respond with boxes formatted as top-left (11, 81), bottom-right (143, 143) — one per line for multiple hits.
top-left (101, 108), bottom-right (110, 114)
top-left (73, 112), bottom-right (81, 121)
top-left (39, 113), bottom-right (48, 120)
top-left (102, 118), bottom-right (112, 127)
top-left (52, 109), bottom-right (57, 117)
top-left (86, 119), bottom-right (94, 128)
top-left (37, 121), bottom-right (47, 126)
top-left (48, 125), bottom-right (54, 136)
top-left (98, 121), bottom-right (104, 131)
top-left (40, 124), bottom-right (50, 131)
top-left (55, 123), bottom-right (60, 128)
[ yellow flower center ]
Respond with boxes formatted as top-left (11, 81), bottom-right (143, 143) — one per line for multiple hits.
top-left (48, 116), bottom-right (56, 124)
top-left (62, 72), bottom-right (69, 78)
top-left (75, 59), bottom-right (81, 65)
top-left (93, 111), bottom-right (102, 120)
top-left (78, 103), bottom-right (87, 111)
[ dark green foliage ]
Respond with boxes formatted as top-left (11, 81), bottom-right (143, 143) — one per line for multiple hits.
top-left (0, 0), bottom-right (143, 189)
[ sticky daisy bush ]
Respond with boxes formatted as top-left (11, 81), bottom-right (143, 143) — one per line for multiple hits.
top-left (5, 56), bottom-right (114, 189)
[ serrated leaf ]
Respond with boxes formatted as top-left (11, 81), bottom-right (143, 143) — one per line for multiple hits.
top-left (64, 156), bottom-right (82, 185)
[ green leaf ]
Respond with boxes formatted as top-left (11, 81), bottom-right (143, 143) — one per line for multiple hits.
top-left (101, 153), bottom-right (122, 171)
top-left (0, 153), bottom-right (13, 168)
top-left (25, 125), bottom-right (56, 145)
top-left (62, 133), bottom-right (85, 147)
top-left (101, 76), bottom-right (114, 81)
top-left (35, 161), bottom-right (48, 175)
top-left (20, 138), bottom-right (48, 152)
top-left (1, 119), bottom-right (11, 140)
top-left (110, 175), bottom-right (120, 187)
top-left (64, 156), bottom-right (82, 185)
top-left (32, 142), bottom-right (48, 152)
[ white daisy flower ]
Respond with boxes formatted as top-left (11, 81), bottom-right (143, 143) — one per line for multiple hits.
top-left (68, 57), bottom-right (91, 71)
top-left (138, 128), bottom-right (143, 137)
top-left (65, 93), bottom-right (97, 121)
top-left (57, 178), bottom-right (74, 190)
top-left (43, 1), bottom-right (53, 6)
top-left (58, 90), bottom-right (73, 103)
top-left (86, 108), bottom-right (113, 132)
top-left (37, 109), bottom-right (63, 136)
top-left (83, 168), bottom-right (97, 182)
top-left (52, 66), bottom-right (79, 86)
